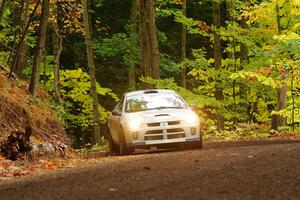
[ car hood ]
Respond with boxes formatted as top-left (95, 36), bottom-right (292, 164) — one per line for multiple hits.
top-left (123, 108), bottom-right (195, 123)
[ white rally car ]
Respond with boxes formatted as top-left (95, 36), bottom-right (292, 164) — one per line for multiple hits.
top-left (107, 89), bottom-right (202, 155)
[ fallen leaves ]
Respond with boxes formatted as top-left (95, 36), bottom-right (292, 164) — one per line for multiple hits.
top-left (0, 155), bottom-right (103, 180)
top-left (0, 162), bottom-right (29, 177)
top-left (0, 158), bottom-right (60, 178)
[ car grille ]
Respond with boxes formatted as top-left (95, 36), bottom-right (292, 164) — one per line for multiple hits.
top-left (147, 122), bottom-right (161, 127)
top-left (147, 120), bottom-right (181, 127)
top-left (167, 133), bottom-right (185, 139)
top-left (144, 128), bottom-right (185, 141)
top-left (145, 135), bottom-right (164, 140)
top-left (146, 130), bottom-right (163, 134)
top-left (168, 121), bottom-right (180, 125)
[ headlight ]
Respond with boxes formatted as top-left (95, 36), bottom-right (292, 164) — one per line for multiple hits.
top-left (186, 113), bottom-right (199, 124)
top-left (128, 120), bottom-right (142, 130)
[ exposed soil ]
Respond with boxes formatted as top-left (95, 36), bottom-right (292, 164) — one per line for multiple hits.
top-left (1, 141), bottom-right (300, 200)
top-left (0, 69), bottom-right (70, 160)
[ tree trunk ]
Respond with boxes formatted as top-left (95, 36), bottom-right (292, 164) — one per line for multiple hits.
top-left (52, 1), bottom-right (63, 104)
top-left (29, 0), bottom-right (50, 97)
top-left (148, 0), bottom-right (160, 80)
top-left (52, 24), bottom-right (63, 103)
top-left (139, 0), bottom-right (160, 89)
top-left (82, 0), bottom-right (101, 144)
top-left (276, 4), bottom-right (281, 35)
top-left (239, 0), bottom-right (249, 122)
top-left (14, 0), bottom-right (30, 78)
top-left (8, 3), bottom-right (22, 69)
top-left (271, 4), bottom-right (287, 130)
top-left (0, 0), bottom-right (7, 24)
top-left (181, 0), bottom-right (187, 88)
top-left (271, 68), bottom-right (287, 130)
top-left (139, 0), bottom-right (151, 88)
top-left (128, 0), bottom-right (139, 90)
top-left (213, 0), bottom-right (224, 130)
top-left (10, 0), bottom-right (40, 77)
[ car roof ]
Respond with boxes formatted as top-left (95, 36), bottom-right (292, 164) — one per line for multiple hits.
top-left (124, 89), bottom-right (176, 97)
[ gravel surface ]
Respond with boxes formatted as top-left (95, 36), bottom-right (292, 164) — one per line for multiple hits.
top-left (1, 141), bottom-right (300, 200)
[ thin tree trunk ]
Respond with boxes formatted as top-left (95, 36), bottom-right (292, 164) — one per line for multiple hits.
top-left (29, 0), bottom-right (50, 97)
top-left (52, 25), bottom-right (63, 103)
top-left (181, 0), bottom-right (187, 88)
top-left (291, 62), bottom-right (295, 131)
top-left (11, 0), bottom-right (40, 77)
top-left (7, 3), bottom-right (22, 68)
top-left (128, 0), bottom-right (139, 90)
top-left (14, 0), bottom-right (30, 78)
top-left (148, 0), bottom-right (160, 79)
top-left (0, 0), bottom-right (7, 24)
top-left (240, 0), bottom-right (249, 122)
top-left (276, 4), bottom-right (281, 35)
top-left (52, 1), bottom-right (63, 103)
top-left (139, 0), bottom-right (160, 89)
top-left (213, 0), bottom-right (224, 130)
top-left (140, 0), bottom-right (153, 89)
top-left (82, 0), bottom-right (101, 144)
top-left (271, 68), bottom-right (287, 130)
top-left (271, 4), bottom-right (287, 130)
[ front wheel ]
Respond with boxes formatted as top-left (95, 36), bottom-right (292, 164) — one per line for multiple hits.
top-left (108, 130), bottom-right (119, 156)
top-left (187, 131), bottom-right (203, 149)
top-left (119, 128), bottom-right (134, 155)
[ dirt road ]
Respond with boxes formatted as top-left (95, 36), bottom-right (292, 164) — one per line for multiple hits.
top-left (1, 142), bottom-right (300, 200)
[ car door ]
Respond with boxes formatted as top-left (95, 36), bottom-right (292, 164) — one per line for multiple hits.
top-left (108, 98), bottom-right (124, 143)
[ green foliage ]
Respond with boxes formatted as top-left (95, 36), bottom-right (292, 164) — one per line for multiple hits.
top-left (75, 136), bottom-right (108, 152)
top-left (46, 68), bottom-right (118, 129)
top-left (93, 32), bottom-right (140, 66)
top-left (23, 55), bottom-right (54, 78)
top-left (160, 9), bottom-right (209, 36)
top-left (230, 70), bottom-right (281, 88)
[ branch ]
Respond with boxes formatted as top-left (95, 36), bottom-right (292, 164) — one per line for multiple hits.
top-left (0, 41), bottom-right (32, 61)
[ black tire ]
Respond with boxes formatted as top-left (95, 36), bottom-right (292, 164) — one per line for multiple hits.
top-left (108, 130), bottom-right (119, 156)
top-left (118, 128), bottom-right (134, 156)
top-left (196, 130), bottom-right (203, 149)
top-left (188, 130), bottom-right (203, 149)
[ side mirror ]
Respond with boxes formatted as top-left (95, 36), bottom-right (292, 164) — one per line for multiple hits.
top-left (190, 104), bottom-right (199, 111)
top-left (112, 110), bottom-right (122, 116)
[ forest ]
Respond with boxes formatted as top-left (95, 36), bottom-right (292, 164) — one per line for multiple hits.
top-left (0, 0), bottom-right (300, 148)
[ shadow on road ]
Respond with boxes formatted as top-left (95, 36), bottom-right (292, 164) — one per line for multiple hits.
top-left (204, 139), bottom-right (300, 150)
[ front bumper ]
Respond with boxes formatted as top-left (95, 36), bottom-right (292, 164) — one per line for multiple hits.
top-left (127, 137), bottom-right (201, 148)
top-left (124, 123), bottom-right (201, 149)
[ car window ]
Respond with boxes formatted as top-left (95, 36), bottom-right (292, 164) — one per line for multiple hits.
top-left (125, 93), bottom-right (187, 112)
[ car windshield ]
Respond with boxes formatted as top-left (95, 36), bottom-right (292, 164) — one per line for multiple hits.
top-left (125, 93), bottom-right (187, 112)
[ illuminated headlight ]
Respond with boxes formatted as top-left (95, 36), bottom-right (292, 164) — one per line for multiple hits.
top-left (186, 113), bottom-right (199, 124)
top-left (128, 120), bottom-right (142, 130)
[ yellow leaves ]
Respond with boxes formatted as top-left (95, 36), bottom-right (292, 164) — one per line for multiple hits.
top-left (171, 0), bottom-right (183, 5)
top-left (273, 32), bottom-right (300, 41)
top-left (275, 0), bottom-right (286, 6)
top-left (262, 45), bottom-right (274, 51)
top-left (242, 2), bottom-right (275, 25)
top-left (208, 58), bottom-right (215, 64)
top-left (197, 21), bottom-right (211, 32)
top-left (230, 70), bottom-right (280, 89)
top-left (241, 0), bottom-right (300, 29)
top-left (290, 0), bottom-right (300, 6)
top-left (292, 23), bottom-right (300, 31)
